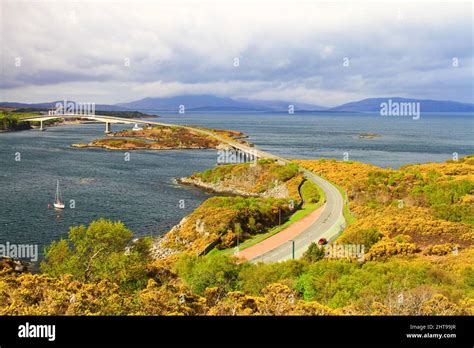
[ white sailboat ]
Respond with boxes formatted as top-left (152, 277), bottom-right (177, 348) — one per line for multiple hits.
top-left (132, 123), bottom-right (143, 131)
top-left (53, 180), bottom-right (65, 209)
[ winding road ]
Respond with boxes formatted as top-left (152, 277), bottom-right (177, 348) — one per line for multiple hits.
top-left (244, 169), bottom-right (346, 263)
top-left (24, 113), bottom-right (346, 263)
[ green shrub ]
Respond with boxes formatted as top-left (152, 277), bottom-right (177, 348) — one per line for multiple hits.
top-left (339, 228), bottom-right (383, 250)
top-left (303, 243), bottom-right (325, 263)
top-left (238, 260), bottom-right (307, 295)
top-left (174, 254), bottom-right (243, 295)
top-left (301, 180), bottom-right (321, 203)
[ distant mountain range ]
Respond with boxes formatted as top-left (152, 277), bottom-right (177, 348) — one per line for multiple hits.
top-left (1, 96), bottom-right (473, 113)
top-left (116, 95), bottom-right (328, 112)
top-left (330, 98), bottom-right (474, 113)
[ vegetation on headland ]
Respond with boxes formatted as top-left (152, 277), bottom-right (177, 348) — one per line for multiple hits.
top-left (183, 160), bottom-right (302, 196)
top-left (72, 125), bottom-right (245, 150)
top-left (0, 111), bottom-right (34, 131)
top-left (155, 161), bottom-right (315, 257)
top-left (0, 156), bottom-right (472, 315)
top-left (192, 125), bottom-right (250, 145)
top-left (79, 110), bottom-right (156, 119)
top-left (0, 109), bottom-right (59, 132)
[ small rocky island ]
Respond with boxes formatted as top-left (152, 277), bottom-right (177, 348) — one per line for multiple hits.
top-left (358, 132), bottom-right (381, 139)
top-left (72, 125), bottom-right (248, 150)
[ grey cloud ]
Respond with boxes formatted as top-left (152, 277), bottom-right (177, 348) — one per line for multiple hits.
top-left (0, 1), bottom-right (472, 104)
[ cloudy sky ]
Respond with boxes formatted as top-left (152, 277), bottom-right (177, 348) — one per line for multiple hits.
top-left (0, 0), bottom-right (472, 106)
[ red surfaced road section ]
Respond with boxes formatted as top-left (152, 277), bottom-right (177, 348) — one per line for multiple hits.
top-left (237, 203), bottom-right (326, 261)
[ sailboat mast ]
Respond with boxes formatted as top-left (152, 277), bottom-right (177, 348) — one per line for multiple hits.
top-left (55, 180), bottom-right (62, 203)
top-left (53, 180), bottom-right (65, 209)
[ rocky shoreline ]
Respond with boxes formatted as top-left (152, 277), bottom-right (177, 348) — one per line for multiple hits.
top-left (177, 176), bottom-right (260, 197)
top-left (177, 176), bottom-right (291, 199)
top-left (0, 256), bottom-right (33, 273)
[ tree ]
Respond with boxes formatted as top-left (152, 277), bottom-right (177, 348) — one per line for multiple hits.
top-left (303, 242), bottom-right (325, 263)
top-left (41, 219), bottom-right (151, 290)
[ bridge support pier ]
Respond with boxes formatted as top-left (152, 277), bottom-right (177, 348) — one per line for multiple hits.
top-left (39, 120), bottom-right (44, 131)
top-left (104, 122), bottom-right (111, 134)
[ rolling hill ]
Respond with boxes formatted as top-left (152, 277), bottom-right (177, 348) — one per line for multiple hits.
top-left (329, 97), bottom-right (474, 113)
top-left (2, 96), bottom-right (473, 113)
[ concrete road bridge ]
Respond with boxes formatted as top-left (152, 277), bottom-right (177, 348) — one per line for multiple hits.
top-left (23, 113), bottom-right (154, 133)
